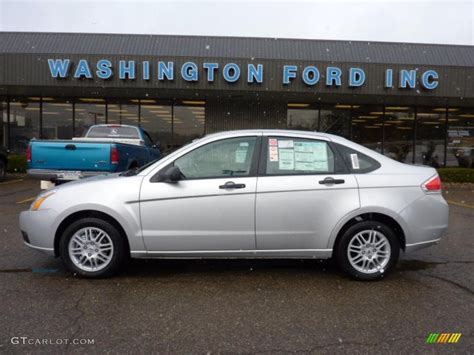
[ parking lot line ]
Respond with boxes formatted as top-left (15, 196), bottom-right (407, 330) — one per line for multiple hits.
top-left (16, 197), bottom-right (35, 204)
top-left (447, 200), bottom-right (474, 209)
top-left (0, 178), bottom-right (24, 185)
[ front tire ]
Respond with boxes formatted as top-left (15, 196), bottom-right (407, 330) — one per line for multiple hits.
top-left (336, 221), bottom-right (400, 281)
top-left (59, 217), bottom-right (127, 278)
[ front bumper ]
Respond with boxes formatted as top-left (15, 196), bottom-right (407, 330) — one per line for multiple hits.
top-left (19, 209), bottom-right (58, 256)
top-left (27, 169), bottom-right (110, 181)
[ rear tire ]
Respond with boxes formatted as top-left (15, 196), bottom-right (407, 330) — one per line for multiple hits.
top-left (0, 159), bottom-right (6, 182)
top-left (59, 217), bottom-right (127, 278)
top-left (336, 221), bottom-right (400, 281)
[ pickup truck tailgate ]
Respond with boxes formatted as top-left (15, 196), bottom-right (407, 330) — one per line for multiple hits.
top-left (30, 141), bottom-right (113, 171)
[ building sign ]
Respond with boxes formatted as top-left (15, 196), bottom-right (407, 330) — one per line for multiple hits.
top-left (47, 59), bottom-right (439, 90)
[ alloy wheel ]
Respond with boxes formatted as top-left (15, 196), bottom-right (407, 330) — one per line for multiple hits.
top-left (347, 229), bottom-right (391, 274)
top-left (68, 227), bottom-right (114, 272)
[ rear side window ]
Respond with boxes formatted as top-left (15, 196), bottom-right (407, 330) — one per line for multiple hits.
top-left (86, 126), bottom-right (140, 139)
top-left (265, 137), bottom-right (336, 175)
top-left (335, 143), bottom-right (381, 173)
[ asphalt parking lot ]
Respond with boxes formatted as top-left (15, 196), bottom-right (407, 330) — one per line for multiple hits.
top-left (0, 176), bottom-right (473, 353)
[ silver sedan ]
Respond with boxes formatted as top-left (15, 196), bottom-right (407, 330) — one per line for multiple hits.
top-left (20, 130), bottom-right (449, 280)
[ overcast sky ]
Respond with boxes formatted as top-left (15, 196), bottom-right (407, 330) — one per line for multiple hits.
top-left (1, 0), bottom-right (473, 45)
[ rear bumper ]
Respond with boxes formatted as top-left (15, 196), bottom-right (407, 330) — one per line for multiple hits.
top-left (27, 169), bottom-right (110, 181)
top-left (398, 193), bottom-right (449, 252)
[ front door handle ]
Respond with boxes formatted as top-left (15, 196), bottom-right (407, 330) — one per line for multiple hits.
top-left (319, 177), bottom-right (345, 185)
top-left (219, 181), bottom-right (246, 189)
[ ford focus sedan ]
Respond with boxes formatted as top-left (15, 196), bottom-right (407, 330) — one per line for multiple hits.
top-left (19, 130), bottom-right (449, 280)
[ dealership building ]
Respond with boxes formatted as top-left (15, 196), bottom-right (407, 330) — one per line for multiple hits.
top-left (0, 32), bottom-right (473, 167)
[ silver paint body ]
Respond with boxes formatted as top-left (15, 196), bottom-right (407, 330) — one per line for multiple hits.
top-left (20, 130), bottom-right (449, 259)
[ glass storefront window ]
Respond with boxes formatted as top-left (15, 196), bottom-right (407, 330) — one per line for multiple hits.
top-left (415, 107), bottom-right (446, 167)
top-left (320, 104), bottom-right (351, 138)
top-left (42, 98), bottom-right (73, 139)
top-left (1, 99), bottom-right (6, 148)
top-left (9, 98), bottom-right (40, 153)
top-left (351, 105), bottom-right (384, 154)
top-left (287, 104), bottom-right (318, 131)
top-left (384, 106), bottom-right (415, 163)
top-left (446, 108), bottom-right (474, 168)
top-left (2, 95), bottom-right (473, 169)
top-left (139, 100), bottom-right (173, 153)
top-left (173, 102), bottom-right (205, 149)
top-left (75, 98), bottom-right (106, 137)
top-left (107, 100), bottom-right (139, 126)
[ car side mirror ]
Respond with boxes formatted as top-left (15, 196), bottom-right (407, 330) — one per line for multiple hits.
top-left (152, 165), bottom-right (182, 183)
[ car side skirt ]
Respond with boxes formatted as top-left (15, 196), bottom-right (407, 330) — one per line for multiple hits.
top-left (131, 249), bottom-right (333, 259)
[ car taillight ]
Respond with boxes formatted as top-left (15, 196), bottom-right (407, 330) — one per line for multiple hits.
top-left (26, 144), bottom-right (32, 163)
top-left (422, 175), bottom-right (442, 192)
top-left (111, 146), bottom-right (119, 165)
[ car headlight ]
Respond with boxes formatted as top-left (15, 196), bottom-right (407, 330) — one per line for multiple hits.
top-left (30, 190), bottom-right (56, 211)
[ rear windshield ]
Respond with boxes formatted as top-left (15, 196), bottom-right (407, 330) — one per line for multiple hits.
top-left (86, 126), bottom-right (139, 139)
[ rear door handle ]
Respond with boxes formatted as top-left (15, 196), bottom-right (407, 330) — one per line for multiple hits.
top-left (219, 181), bottom-right (246, 189)
top-left (319, 177), bottom-right (345, 185)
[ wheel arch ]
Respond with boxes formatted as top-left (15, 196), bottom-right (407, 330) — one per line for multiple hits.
top-left (54, 210), bottom-right (131, 257)
top-left (331, 212), bottom-right (406, 257)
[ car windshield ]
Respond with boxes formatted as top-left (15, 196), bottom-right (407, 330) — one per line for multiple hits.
top-left (86, 126), bottom-right (139, 139)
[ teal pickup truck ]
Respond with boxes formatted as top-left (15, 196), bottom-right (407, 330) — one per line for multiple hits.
top-left (27, 124), bottom-right (161, 186)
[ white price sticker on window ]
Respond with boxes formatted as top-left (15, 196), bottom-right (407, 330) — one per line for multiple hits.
top-left (350, 153), bottom-right (360, 170)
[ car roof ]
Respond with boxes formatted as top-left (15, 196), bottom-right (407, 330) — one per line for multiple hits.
top-left (202, 129), bottom-right (342, 142)
top-left (91, 124), bottom-right (139, 129)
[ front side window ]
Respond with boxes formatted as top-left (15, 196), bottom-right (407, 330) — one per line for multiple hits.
top-left (265, 137), bottom-right (335, 175)
top-left (174, 137), bottom-right (257, 179)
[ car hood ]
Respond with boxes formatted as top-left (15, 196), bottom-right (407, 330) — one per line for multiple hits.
top-left (54, 172), bottom-right (123, 191)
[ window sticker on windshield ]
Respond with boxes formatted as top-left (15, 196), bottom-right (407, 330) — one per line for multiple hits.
top-left (350, 153), bottom-right (360, 169)
top-left (269, 138), bottom-right (278, 146)
top-left (269, 146), bottom-right (279, 161)
top-left (295, 151), bottom-right (313, 162)
top-left (240, 142), bottom-right (249, 147)
top-left (292, 141), bottom-right (329, 171)
top-left (295, 162), bottom-right (315, 170)
top-left (294, 142), bottom-right (314, 152)
top-left (278, 140), bottom-right (294, 148)
top-left (278, 149), bottom-right (294, 170)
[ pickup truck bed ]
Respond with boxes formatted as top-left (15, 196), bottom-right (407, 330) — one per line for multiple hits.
top-left (27, 124), bottom-right (161, 182)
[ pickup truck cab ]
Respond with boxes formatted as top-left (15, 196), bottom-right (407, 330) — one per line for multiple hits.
top-left (27, 124), bottom-right (161, 185)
